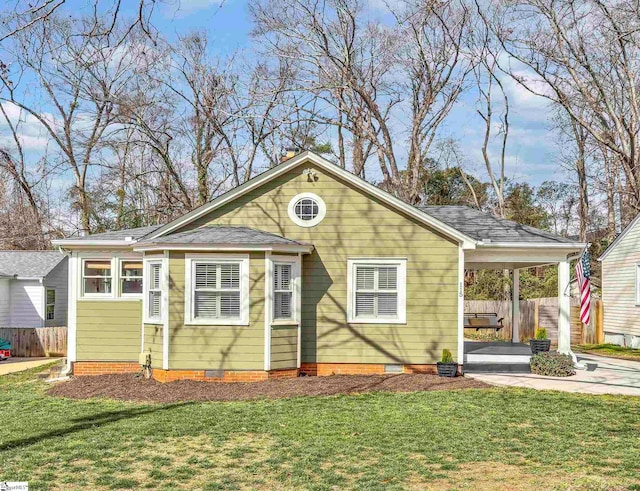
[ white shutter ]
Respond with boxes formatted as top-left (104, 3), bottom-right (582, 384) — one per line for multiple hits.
top-left (148, 262), bottom-right (163, 320)
top-left (195, 291), bottom-right (218, 318)
top-left (193, 261), bottom-right (242, 320)
top-left (149, 291), bottom-right (162, 318)
top-left (355, 292), bottom-right (375, 316)
top-left (195, 263), bottom-right (216, 289)
top-left (378, 267), bottom-right (397, 290)
top-left (356, 266), bottom-right (375, 290)
top-left (377, 293), bottom-right (397, 316)
top-left (354, 264), bottom-right (399, 319)
top-left (220, 292), bottom-right (241, 317)
top-left (274, 264), bottom-right (293, 319)
top-left (150, 263), bottom-right (161, 289)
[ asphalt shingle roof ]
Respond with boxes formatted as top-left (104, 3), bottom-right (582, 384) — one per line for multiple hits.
top-left (138, 226), bottom-right (309, 246)
top-left (0, 251), bottom-right (66, 278)
top-left (71, 225), bottom-right (163, 241)
top-left (419, 205), bottom-right (574, 244)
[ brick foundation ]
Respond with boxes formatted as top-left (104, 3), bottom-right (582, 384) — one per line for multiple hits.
top-left (151, 368), bottom-right (299, 383)
top-left (73, 361), bottom-right (448, 381)
top-left (300, 362), bottom-right (440, 376)
top-left (73, 362), bottom-right (140, 376)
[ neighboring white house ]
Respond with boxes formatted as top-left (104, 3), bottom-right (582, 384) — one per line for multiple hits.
top-left (599, 215), bottom-right (640, 348)
top-left (0, 251), bottom-right (68, 328)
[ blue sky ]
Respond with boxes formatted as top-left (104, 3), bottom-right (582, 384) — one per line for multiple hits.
top-left (3, 0), bottom-right (568, 189)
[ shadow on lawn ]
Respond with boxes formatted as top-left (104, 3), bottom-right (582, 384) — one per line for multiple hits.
top-left (0, 403), bottom-right (192, 452)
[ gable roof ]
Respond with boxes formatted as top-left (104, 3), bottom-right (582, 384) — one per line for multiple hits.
top-left (598, 212), bottom-right (640, 261)
top-left (136, 226), bottom-right (312, 250)
top-left (0, 251), bottom-right (66, 278)
top-left (420, 206), bottom-right (576, 244)
top-left (147, 151), bottom-right (478, 248)
top-left (53, 152), bottom-right (584, 251)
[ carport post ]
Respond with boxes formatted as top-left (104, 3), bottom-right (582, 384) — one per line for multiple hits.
top-left (512, 269), bottom-right (520, 343)
top-left (557, 260), bottom-right (571, 356)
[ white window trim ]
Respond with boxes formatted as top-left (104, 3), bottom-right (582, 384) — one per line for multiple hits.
top-left (347, 258), bottom-right (407, 324)
top-left (143, 257), bottom-right (166, 324)
top-left (79, 256), bottom-right (116, 299)
top-left (76, 252), bottom-right (144, 301)
top-left (267, 255), bottom-right (302, 326)
top-left (119, 259), bottom-right (144, 299)
top-left (184, 254), bottom-right (250, 326)
top-left (287, 192), bottom-right (326, 228)
top-left (45, 287), bottom-right (56, 321)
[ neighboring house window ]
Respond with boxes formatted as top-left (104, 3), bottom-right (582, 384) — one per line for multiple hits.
top-left (146, 261), bottom-right (163, 321)
top-left (83, 260), bottom-right (112, 295)
top-left (274, 263), bottom-right (293, 320)
top-left (185, 256), bottom-right (250, 325)
top-left (288, 193), bottom-right (326, 227)
top-left (347, 259), bottom-right (407, 324)
top-left (121, 260), bottom-right (143, 295)
top-left (46, 288), bottom-right (55, 320)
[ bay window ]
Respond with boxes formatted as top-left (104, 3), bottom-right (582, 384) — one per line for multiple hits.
top-left (185, 255), bottom-right (249, 325)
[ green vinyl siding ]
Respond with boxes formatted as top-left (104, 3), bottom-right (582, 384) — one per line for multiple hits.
top-left (76, 300), bottom-right (141, 361)
top-left (143, 324), bottom-right (163, 367)
top-left (181, 163), bottom-right (459, 365)
top-left (271, 325), bottom-right (298, 370)
top-left (167, 251), bottom-right (265, 370)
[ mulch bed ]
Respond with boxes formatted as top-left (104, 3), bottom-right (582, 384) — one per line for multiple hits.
top-left (47, 373), bottom-right (489, 403)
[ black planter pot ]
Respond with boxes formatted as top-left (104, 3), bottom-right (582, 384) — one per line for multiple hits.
top-left (437, 362), bottom-right (458, 377)
top-left (530, 339), bottom-right (551, 354)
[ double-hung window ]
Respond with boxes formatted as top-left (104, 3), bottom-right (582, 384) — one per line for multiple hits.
top-left (46, 288), bottom-right (56, 320)
top-left (274, 263), bottom-right (293, 320)
top-left (145, 260), bottom-right (163, 323)
top-left (82, 260), bottom-right (112, 295)
top-left (186, 256), bottom-right (249, 325)
top-left (121, 261), bottom-right (143, 295)
top-left (347, 259), bottom-right (407, 324)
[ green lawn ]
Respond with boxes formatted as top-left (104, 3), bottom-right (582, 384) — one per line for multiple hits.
top-left (574, 343), bottom-right (640, 361)
top-left (1, 367), bottom-right (640, 490)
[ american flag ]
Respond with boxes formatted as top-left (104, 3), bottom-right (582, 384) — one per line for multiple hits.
top-left (575, 249), bottom-right (591, 325)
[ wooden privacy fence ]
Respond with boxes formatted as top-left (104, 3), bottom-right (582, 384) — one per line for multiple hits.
top-left (0, 327), bottom-right (67, 357)
top-left (464, 298), bottom-right (603, 345)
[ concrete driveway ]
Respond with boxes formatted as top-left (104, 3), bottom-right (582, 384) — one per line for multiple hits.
top-left (466, 353), bottom-right (640, 396)
top-left (0, 357), bottom-right (61, 376)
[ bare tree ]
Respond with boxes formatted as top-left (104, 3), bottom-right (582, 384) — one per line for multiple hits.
top-left (489, 0), bottom-right (640, 216)
top-left (0, 16), bottom-right (147, 234)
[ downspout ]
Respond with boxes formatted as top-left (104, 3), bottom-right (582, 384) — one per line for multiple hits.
top-left (54, 246), bottom-right (74, 378)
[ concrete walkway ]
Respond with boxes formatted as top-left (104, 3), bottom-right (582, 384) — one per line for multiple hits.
top-left (0, 357), bottom-right (61, 376)
top-left (466, 353), bottom-right (640, 396)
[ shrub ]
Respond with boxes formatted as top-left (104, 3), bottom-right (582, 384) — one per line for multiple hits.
top-left (530, 352), bottom-right (575, 377)
top-left (535, 328), bottom-right (548, 340)
top-left (441, 349), bottom-right (454, 363)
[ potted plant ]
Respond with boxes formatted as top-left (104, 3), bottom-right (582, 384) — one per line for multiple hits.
top-left (436, 349), bottom-right (457, 377)
top-left (530, 328), bottom-right (551, 354)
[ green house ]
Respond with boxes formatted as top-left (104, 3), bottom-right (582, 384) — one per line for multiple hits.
top-left (53, 152), bottom-right (585, 381)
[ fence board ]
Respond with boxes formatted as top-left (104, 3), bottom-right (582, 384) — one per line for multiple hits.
top-left (0, 327), bottom-right (67, 357)
top-left (464, 298), bottom-right (601, 345)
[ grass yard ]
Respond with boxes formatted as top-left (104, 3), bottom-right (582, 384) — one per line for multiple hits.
top-left (574, 343), bottom-right (640, 361)
top-left (1, 366), bottom-right (640, 490)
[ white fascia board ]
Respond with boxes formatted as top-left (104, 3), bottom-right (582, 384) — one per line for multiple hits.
top-left (598, 213), bottom-right (640, 261)
top-left (52, 240), bottom-right (136, 248)
top-left (133, 244), bottom-right (314, 254)
top-left (478, 241), bottom-right (586, 250)
top-left (145, 151), bottom-right (477, 248)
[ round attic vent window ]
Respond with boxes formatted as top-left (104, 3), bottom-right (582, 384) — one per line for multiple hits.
top-left (288, 193), bottom-right (326, 227)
